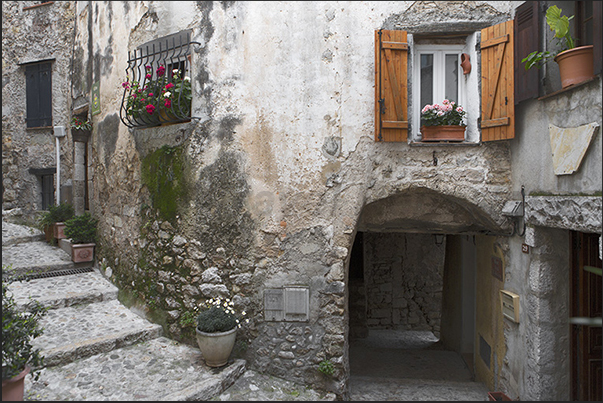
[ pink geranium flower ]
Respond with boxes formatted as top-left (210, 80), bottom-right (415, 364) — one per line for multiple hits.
top-left (146, 104), bottom-right (155, 114)
top-left (156, 66), bottom-right (166, 77)
top-left (164, 99), bottom-right (171, 109)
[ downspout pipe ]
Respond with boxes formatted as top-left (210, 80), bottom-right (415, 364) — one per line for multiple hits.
top-left (53, 126), bottom-right (66, 204)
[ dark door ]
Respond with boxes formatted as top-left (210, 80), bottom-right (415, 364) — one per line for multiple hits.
top-left (570, 231), bottom-right (602, 401)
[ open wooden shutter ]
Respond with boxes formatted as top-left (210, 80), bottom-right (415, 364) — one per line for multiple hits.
top-left (481, 20), bottom-right (514, 141)
top-left (514, 1), bottom-right (540, 103)
top-left (375, 30), bottom-right (408, 142)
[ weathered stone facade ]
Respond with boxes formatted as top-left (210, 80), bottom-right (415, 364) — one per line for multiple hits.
top-left (3, 1), bottom-right (601, 401)
top-left (2, 1), bottom-right (76, 218)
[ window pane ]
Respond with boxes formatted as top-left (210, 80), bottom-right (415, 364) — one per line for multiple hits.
top-left (445, 54), bottom-right (458, 103)
top-left (420, 54), bottom-right (433, 108)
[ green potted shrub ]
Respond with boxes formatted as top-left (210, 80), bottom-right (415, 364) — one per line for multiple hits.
top-left (2, 270), bottom-right (48, 401)
top-left (195, 297), bottom-right (247, 367)
top-left (63, 212), bottom-right (98, 263)
top-left (36, 202), bottom-right (75, 243)
top-left (521, 5), bottom-right (594, 89)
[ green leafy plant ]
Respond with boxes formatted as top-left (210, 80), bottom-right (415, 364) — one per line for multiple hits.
top-left (318, 359), bottom-right (335, 377)
top-left (421, 99), bottom-right (466, 126)
top-left (63, 212), bottom-right (98, 244)
top-left (196, 297), bottom-right (247, 333)
top-left (522, 5), bottom-right (576, 70)
top-left (70, 116), bottom-right (92, 131)
top-left (36, 202), bottom-right (75, 230)
top-left (2, 270), bottom-right (48, 381)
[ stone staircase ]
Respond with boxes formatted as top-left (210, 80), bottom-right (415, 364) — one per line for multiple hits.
top-left (2, 220), bottom-right (246, 401)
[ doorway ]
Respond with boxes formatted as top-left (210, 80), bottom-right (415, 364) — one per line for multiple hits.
top-left (348, 231), bottom-right (484, 400)
top-left (570, 231), bottom-right (603, 401)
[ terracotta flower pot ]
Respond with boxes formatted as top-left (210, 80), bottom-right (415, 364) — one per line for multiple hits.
top-left (196, 327), bottom-right (237, 367)
top-left (53, 222), bottom-right (67, 240)
top-left (554, 45), bottom-right (594, 89)
top-left (421, 125), bottom-right (466, 142)
top-left (71, 242), bottom-right (95, 263)
top-left (2, 366), bottom-right (30, 401)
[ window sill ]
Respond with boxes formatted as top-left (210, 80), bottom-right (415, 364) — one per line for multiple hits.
top-left (409, 141), bottom-right (480, 147)
top-left (537, 76), bottom-right (599, 101)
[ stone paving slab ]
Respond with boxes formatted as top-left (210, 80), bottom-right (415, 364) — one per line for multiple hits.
top-left (2, 240), bottom-right (75, 277)
top-left (8, 269), bottom-right (119, 310)
top-left (24, 337), bottom-right (247, 401)
top-left (211, 369), bottom-right (337, 401)
top-left (349, 376), bottom-right (490, 401)
top-left (32, 299), bottom-right (163, 367)
top-left (2, 220), bottom-right (44, 246)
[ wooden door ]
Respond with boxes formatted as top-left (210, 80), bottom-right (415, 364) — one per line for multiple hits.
top-left (570, 231), bottom-right (602, 401)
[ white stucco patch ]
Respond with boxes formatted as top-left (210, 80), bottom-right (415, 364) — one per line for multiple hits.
top-left (549, 123), bottom-right (599, 175)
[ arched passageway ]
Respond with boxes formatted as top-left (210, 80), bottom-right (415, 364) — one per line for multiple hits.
top-left (346, 188), bottom-right (507, 400)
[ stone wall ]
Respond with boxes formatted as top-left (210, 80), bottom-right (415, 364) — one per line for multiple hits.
top-left (363, 232), bottom-right (445, 337)
top-left (71, 1), bottom-right (519, 398)
top-left (2, 1), bottom-right (76, 220)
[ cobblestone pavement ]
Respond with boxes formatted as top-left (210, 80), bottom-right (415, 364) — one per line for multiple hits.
top-left (4, 215), bottom-right (490, 401)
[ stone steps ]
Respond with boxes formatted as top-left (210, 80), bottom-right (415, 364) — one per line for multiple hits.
top-left (3, 221), bottom-right (248, 401)
top-left (31, 298), bottom-right (164, 367)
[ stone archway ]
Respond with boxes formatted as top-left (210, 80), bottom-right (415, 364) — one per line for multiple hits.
top-left (346, 187), bottom-right (506, 399)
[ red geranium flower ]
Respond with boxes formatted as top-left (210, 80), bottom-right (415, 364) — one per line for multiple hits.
top-left (146, 104), bottom-right (155, 114)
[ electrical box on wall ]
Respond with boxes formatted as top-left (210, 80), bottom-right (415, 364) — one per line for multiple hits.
top-left (264, 286), bottom-right (309, 322)
top-left (500, 290), bottom-right (520, 323)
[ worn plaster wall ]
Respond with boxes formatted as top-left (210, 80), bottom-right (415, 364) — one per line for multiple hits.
top-left (76, 1), bottom-right (521, 397)
top-left (2, 1), bottom-right (76, 220)
top-left (504, 35), bottom-right (602, 399)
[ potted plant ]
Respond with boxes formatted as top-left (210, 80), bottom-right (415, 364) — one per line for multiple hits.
top-left (195, 297), bottom-right (247, 367)
top-left (420, 99), bottom-right (467, 142)
top-left (70, 116), bottom-right (92, 142)
top-left (36, 202), bottom-right (75, 243)
top-left (2, 271), bottom-right (48, 401)
top-left (521, 5), bottom-right (594, 89)
top-left (63, 212), bottom-right (98, 263)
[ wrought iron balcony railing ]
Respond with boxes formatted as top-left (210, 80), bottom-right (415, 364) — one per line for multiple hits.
top-left (120, 30), bottom-right (200, 129)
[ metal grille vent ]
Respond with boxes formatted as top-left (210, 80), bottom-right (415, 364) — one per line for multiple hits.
top-left (11, 267), bottom-right (94, 282)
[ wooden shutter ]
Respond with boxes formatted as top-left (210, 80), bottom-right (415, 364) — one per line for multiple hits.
top-left (514, 1), bottom-right (540, 103)
top-left (25, 62), bottom-right (53, 128)
top-left (375, 30), bottom-right (408, 142)
top-left (481, 20), bottom-right (514, 141)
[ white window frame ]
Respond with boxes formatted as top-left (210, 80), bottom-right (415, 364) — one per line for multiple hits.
top-left (412, 44), bottom-right (466, 140)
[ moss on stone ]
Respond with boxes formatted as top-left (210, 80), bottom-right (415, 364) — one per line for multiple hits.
top-left (141, 145), bottom-right (189, 223)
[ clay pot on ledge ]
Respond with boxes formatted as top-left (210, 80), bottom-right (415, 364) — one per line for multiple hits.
top-left (421, 125), bottom-right (466, 142)
top-left (554, 45), bottom-right (594, 89)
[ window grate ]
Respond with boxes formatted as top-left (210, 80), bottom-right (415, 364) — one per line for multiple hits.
top-left (120, 30), bottom-right (201, 129)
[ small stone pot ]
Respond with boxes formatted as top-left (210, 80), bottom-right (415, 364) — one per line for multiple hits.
top-left (195, 327), bottom-right (237, 367)
top-left (71, 242), bottom-right (95, 263)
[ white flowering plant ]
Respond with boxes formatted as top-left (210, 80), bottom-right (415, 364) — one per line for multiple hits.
top-left (196, 297), bottom-right (248, 333)
top-left (421, 99), bottom-right (466, 126)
